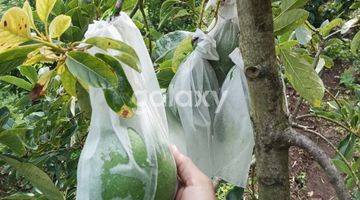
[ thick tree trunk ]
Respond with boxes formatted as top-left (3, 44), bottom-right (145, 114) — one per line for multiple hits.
top-left (235, 0), bottom-right (351, 199)
top-left (236, 0), bottom-right (291, 199)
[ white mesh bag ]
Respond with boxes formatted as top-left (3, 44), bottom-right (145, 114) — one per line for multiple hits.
top-left (212, 48), bottom-right (254, 187)
top-left (76, 13), bottom-right (177, 200)
top-left (167, 29), bottom-right (220, 175)
top-left (207, 0), bottom-right (240, 84)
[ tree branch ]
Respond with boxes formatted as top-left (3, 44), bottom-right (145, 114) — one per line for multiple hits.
top-left (296, 113), bottom-right (354, 134)
top-left (291, 123), bottom-right (359, 188)
top-left (279, 128), bottom-right (351, 200)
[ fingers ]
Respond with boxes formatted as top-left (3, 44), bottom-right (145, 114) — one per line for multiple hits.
top-left (170, 145), bottom-right (212, 187)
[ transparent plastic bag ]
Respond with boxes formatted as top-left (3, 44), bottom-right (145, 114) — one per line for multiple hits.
top-left (77, 13), bottom-right (177, 200)
top-left (167, 29), bottom-right (220, 175)
top-left (212, 48), bottom-right (254, 187)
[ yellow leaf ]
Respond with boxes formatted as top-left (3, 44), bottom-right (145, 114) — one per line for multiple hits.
top-left (23, 47), bottom-right (57, 65)
top-left (49, 15), bottom-right (71, 38)
top-left (56, 64), bottom-right (65, 75)
top-left (23, 1), bottom-right (36, 30)
top-left (36, 0), bottom-right (57, 23)
top-left (39, 46), bottom-right (58, 60)
top-left (0, 7), bottom-right (31, 52)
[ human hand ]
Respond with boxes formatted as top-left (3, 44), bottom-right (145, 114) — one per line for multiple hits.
top-left (171, 145), bottom-right (215, 200)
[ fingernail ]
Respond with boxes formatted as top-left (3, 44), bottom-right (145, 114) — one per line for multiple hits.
top-left (171, 144), bottom-right (178, 152)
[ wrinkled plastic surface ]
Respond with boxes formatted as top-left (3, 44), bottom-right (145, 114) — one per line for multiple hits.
top-left (213, 48), bottom-right (254, 187)
top-left (208, 0), bottom-right (240, 84)
top-left (77, 13), bottom-right (177, 200)
top-left (167, 5), bottom-right (254, 186)
top-left (167, 29), bottom-right (220, 175)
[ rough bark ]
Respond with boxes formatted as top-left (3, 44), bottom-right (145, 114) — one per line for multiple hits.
top-left (235, 0), bottom-right (351, 199)
top-left (236, 0), bottom-right (291, 199)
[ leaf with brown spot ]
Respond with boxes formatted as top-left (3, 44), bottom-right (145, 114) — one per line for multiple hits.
top-left (0, 7), bottom-right (31, 51)
top-left (23, 1), bottom-right (36, 30)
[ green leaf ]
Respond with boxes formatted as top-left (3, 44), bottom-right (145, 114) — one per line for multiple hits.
top-left (350, 30), bottom-right (360, 54)
top-left (160, 0), bottom-right (181, 17)
top-left (60, 65), bottom-right (77, 97)
top-left (0, 76), bottom-right (33, 91)
top-left (172, 9), bottom-right (190, 20)
top-left (61, 26), bottom-right (83, 43)
top-left (332, 159), bottom-right (352, 177)
top-left (36, 0), bottom-right (57, 23)
top-left (156, 60), bottom-right (174, 88)
top-left (159, 7), bottom-right (182, 29)
top-left (320, 55), bottom-right (334, 68)
top-left (95, 53), bottom-right (137, 118)
top-left (279, 49), bottom-right (324, 107)
top-left (76, 82), bottom-right (91, 119)
top-left (0, 107), bottom-right (10, 128)
top-left (280, 0), bottom-right (309, 12)
top-left (172, 36), bottom-right (193, 72)
top-left (49, 14), bottom-right (72, 38)
top-left (85, 37), bottom-right (141, 72)
top-left (1, 192), bottom-right (43, 200)
top-left (295, 26), bottom-right (312, 45)
top-left (0, 44), bottom-right (42, 75)
top-left (315, 57), bottom-right (325, 73)
top-left (226, 187), bottom-right (244, 200)
top-left (0, 155), bottom-right (64, 200)
top-left (121, 0), bottom-right (137, 11)
top-left (274, 9), bottom-right (309, 35)
top-left (340, 18), bottom-right (358, 34)
top-left (319, 18), bottom-right (343, 36)
top-left (152, 30), bottom-right (191, 62)
top-left (66, 7), bottom-right (90, 32)
top-left (276, 40), bottom-right (299, 54)
top-left (0, 129), bottom-right (27, 156)
top-left (19, 66), bottom-right (38, 84)
top-left (336, 134), bottom-right (356, 160)
top-left (65, 51), bottom-right (118, 88)
top-left (52, 0), bottom-right (66, 16)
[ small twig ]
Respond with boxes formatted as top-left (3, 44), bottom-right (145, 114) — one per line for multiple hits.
top-left (280, 128), bottom-right (351, 200)
top-left (290, 97), bottom-right (303, 122)
top-left (325, 89), bottom-right (343, 110)
top-left (197, 0), bottom-right (208, 28)
top-left (129, 0), bottom-right (140, 18)
top-left (206, 0), bottom-right (221, 33)
top-left (324, 24), bottom-right (360, 40)
top-left (291, 123), bottom-right (360, 189)
top-left (138, 0), bottom-right (152, 54)
top-left (31, 38), bottom-right (65, 53)
top-left (296, 113), bottom-right (354, 134)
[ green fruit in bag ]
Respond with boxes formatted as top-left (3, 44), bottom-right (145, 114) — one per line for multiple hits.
top-left (100, 128), bottom-right (177, 200)
top-left (209, 20), bottom-right (240, 84)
